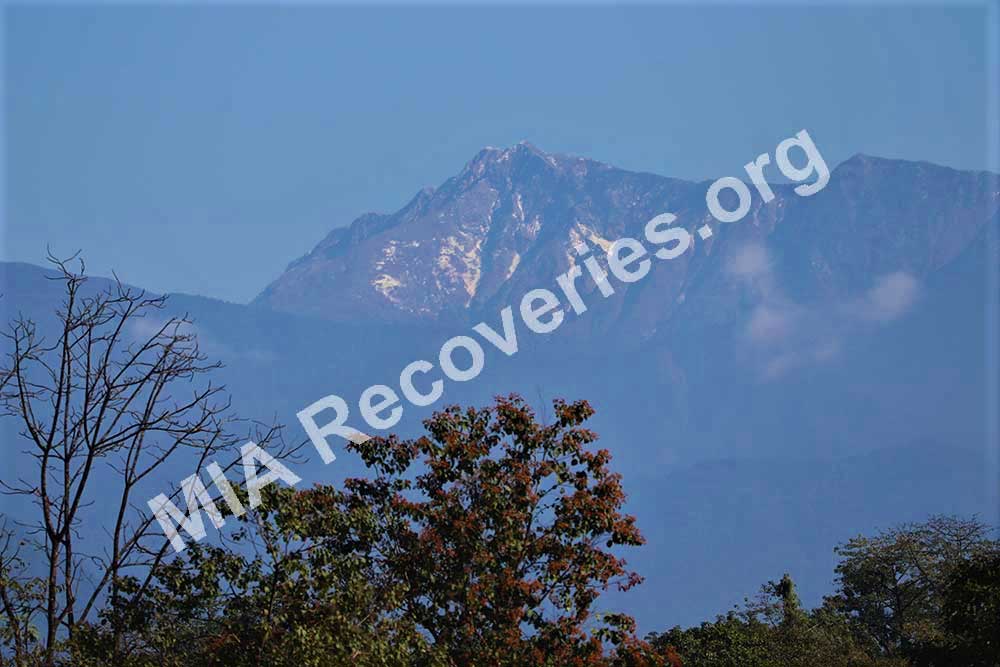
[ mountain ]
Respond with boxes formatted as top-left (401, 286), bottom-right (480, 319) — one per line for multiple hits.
top-left (247, 141), bottom-right (998, 467)
top-left (254, 141), bottom-right (698, 324)
top-left (254, 144), bottom-right (997, 338)
top-left (2, 145), bottom-right (998, 630)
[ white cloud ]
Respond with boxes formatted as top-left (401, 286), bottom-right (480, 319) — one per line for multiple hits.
top-left (852, 271), bottom-right (919, 323)
top-left (728, 243), bottom-right (772, 281)
top-left (127, 315), bottom-right (197, 342)
top-left (127, 315), bottom-right (234, 359)
top-left (731, 247), bottom-right (920, 380)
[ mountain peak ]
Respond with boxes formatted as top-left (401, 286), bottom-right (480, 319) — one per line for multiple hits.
top-left (254, 147), bottom-right (998, 325)
top-left (465, 141), bottom-right (560, 171)
top-left (254, 142), bottom-right (698, 321)
top-left (513, 139), bottom-right (545, 154)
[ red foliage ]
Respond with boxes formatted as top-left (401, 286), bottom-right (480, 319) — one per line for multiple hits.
top-left (340, 394), bottom-right (657, 664)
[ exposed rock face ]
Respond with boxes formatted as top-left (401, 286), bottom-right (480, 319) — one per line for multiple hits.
top-left (253, 143), bottom-right (999, 334)
top-left (254, 142), bottom-right (696, 323)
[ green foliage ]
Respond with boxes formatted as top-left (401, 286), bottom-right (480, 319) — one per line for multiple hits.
top-left (649, 574), bottom-right (898, 667)
top-left (931, 548), bottom-right (1000, 666)
top-left (650, 516), bottom-right (999, 667)
top-left (5, 393), bottom-right (997, 667)
top-left (70, 498), bottom-right (435, 666)
top-left (0, 547), bottom-right (46, 666)
top-left (827, 515), bottom-right (999, 663)
top-left (650, 612), bottom-right (772, 667)
top-left (66, 395), bottom-right (664, 667)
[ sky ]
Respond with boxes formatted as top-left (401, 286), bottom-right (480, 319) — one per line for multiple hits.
top-left (3, 3), bottom-right (996, 303)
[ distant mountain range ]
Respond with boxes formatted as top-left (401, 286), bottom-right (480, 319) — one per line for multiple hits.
top-left (2, 144), bottom-right (998, 630)
top-left (255, 142), bottom-right (996, 332)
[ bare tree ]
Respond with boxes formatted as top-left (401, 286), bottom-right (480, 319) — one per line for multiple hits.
top-left (0, 254), bottom-right (295, 666)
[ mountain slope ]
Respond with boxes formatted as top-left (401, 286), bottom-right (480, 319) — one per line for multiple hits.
top-left (254, 142), bottom-right (703, 322)
top-left (254, 145), bottom-right (998, 337)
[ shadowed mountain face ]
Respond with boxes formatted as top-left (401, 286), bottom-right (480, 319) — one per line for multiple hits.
top-left (254, 141), bottom-right (702, 323)
top-left (254, 143), bottom-right (998, 337)
top-left (2, 146), bottom-right (998, 629)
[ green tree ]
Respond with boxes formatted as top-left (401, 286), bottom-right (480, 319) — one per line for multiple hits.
top-left (73, 395), bottom-right (664, 667)
top-left (70, 484), bottom-right (435, 667)
top-left (650, 574), bottom-right (903, 667)
top-left (827, 515), bottom-right (997, 661)
top-left (934, 548), bottom-right (1000, 666)
top-left (650, 612), bottom-right (772, 667)
top-left (0, 256), bottom-right (293, 667)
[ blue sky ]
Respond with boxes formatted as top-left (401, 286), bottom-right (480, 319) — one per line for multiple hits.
top-left (4, 3), bottom-right (996, 302)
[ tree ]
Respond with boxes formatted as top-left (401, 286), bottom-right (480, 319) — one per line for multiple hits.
top-left (348, 395), bottom-right (654, 665)
top-left (80, 395), bottom-right (664, 666)
top-left (649, 612), bottom-right (772, 667)
top-left (935, 548), bottom-right (1000, 666)
top-left (827, 514), bottom-right (998, 662)
top-left (68, 484), bottom-right (435, 667)
top-left (0, 256), bottom-right (292, 666)
top-left (649, 574), bottom-right (904, 667)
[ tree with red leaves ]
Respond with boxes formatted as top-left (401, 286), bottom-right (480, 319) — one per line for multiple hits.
top-left (347, 394), bottom-right (661, 666)
top-left (68, 395), bottom-right (664, 666)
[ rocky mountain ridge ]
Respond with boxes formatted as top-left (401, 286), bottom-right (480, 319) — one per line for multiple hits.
top-left (253, 143), bottom-right (999, 337)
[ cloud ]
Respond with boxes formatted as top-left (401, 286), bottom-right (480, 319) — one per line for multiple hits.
top-left (732, 243), bottom-right (802, 352)
top-left (127, 315), bottom-right (231, 359)
top-left (731, 244), bottom-right (920, 380)
top-left (127, 315), bottom-right (195, 343)
top-left (850, 271), bottom-right (919, 323)
top-left (728, 243), bottom-right (772, 281)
